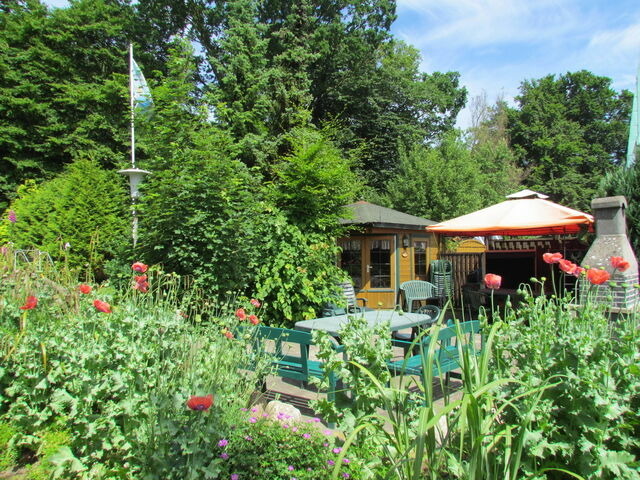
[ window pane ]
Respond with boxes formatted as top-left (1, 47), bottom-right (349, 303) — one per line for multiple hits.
top-left (370, 239), bottom-right (391, 288)
top-left (340, 240), bottom-right (362, 289)
top-left (414, 240), bottom-right (427, 280)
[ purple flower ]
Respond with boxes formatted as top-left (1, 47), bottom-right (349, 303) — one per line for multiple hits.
top-left (288, 466), bottom-right (294, 471)
top-left (249, 417), bottom-right (257, 423)
top-left (323, 442), bottom-right (329, 447)
top-left (343, 458), bottom-right (350, 464)
top-left (8, 210), bottom-right (16, 223)
top-left (327, 460), bottom-right (335, 466)
top-left (231, 475), bottom-right (239, 480)
top-left (283, 424), bottom-right (290, 429)
top-left (240, 408), bottom-right (248, 412)
top-left (244, 436), bottom-right (253, 441)
top-left (292, 427), bottom-right (298, 432)
top-left (251, 407), bottom-right (258, 412)
top-left (302, 433), bottom-right (311, 439)
top-left (313, 417), bottom-right (321, 422)
top-left (218, 439), bottom-right (228, 447)
top-left (332, 447), bottom-right (342, 454)
top-left (220, 453), bottom-right (229, 460)
top-left (323, 429), bottom-right (332, 436)
top-left (343, 474), bottom-right (350, 479)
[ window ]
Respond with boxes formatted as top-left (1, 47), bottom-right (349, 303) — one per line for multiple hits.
top-left (414, 240), bottom-right (428, 280)
top-left (339, 240), bottom-right (362, 289)
top-left (369, 239), bottom-right (391, 288)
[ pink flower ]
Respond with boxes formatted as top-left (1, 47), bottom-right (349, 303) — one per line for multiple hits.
top-left (186, 394), bottom-right (213, 411)
top-left (542, 252), bottom-right (563, 264)
top-left (220, 453), bottom-right (229, 459)
top-left (218, 439), bottom-right (228, 447)
top-left (558, 259), bottom-right (578, 275)
top-left (231, 474), bottom-right (239, 480)
top-left (235, 308), bottom-right (247, 321)
top-left (93, 299), bottom-right (112, 313)
top-left (78, 284), bottom-right (92, 294)
top-left (249, 417), bottom-right (257, 423)
top-left (7, 210), bottom-right (16, 223)
top-left (248, 314), bottom-right (260, 325)
top-left (19, 295), bottom-right (38, 310)
top-left (483, 273), bottom-right (502, 290)
top-left (302, 433), bottom-right (311, 439)
top-left (250, 298), bottom-right (261, 308)
top-left (332, 447), bottom-right (342, 454)
top-left (131, 262), bottom-right (148, 273)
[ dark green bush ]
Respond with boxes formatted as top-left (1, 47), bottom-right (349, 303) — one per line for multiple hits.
top-left (5, 157), bottom-right (129, 279)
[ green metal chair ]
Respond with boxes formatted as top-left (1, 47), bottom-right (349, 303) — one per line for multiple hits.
top-left (399, 280), bottom-right (438, 313)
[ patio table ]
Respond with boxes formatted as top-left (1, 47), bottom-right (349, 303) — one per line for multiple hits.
top-left (294, 309), bottom-right (436, 337)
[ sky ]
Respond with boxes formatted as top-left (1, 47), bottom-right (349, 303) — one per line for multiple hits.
top-left (45, 0), bottom-right (640, 128)
top-left (391, 0), bottom-right (640, 127)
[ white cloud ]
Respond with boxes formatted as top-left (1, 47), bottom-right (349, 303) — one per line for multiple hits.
top-left (392, 0), bottom-right (640, 128)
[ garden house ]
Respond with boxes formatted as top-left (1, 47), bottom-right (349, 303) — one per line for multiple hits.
top-left (338, 201), bottom-right (438, 309)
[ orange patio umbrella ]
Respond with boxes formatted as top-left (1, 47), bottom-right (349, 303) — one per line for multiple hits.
top-left (426, 190), bottom-right (594, 237)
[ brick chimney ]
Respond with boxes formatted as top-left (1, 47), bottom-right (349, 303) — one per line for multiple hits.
top-left (580, 196), bottom-right (638, 310)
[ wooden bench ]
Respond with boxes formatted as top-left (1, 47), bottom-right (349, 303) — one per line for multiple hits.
top-left (387, 320), bottom-right (482, 385)
top-left (246, 325), bottom-right (345, 404)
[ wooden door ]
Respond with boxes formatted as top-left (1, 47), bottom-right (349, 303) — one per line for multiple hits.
top-left (339, 236), bottom-right (396, 308)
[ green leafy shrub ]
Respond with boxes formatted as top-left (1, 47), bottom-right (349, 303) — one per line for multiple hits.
top-left (493, 283), bottom-right (640, 479)
top-left (215, 410), bottom-right (369, 479)
top-left (5, 157), bottom-right (129, 279)
top-left (0, 257), bottom-right (270, 479)
top-left (0, 421), bottom-right (18, 471)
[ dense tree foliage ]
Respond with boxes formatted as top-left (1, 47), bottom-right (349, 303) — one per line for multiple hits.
top-left (137, 40), bottom-right (351, 323)
top-left (385, 133), bottom-right (485, 222)
top-left (0, 0), bottom-right (138, 210)
top-left (598, 165), bottom-right (640, 256)
top-left (4, 157), bottom-right (129, 277)
top-left (507, 70), bottom-right (631, 210)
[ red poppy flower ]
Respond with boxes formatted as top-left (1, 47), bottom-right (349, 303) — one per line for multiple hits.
top-left (131, 262), bottom-right (148, 273)
top-left (610, 256), bottom-right (631, 272)
top-left (78, 284), bottom-right (92, 294)
top-left (572, 266), bottom-right (585, 278)
top-left (248, 314), bottom-right (260, 325)
top-left (186, 394), bottom-right (213, 411)
top-left (132, 275), bottom-right (149, 293)
top-left (223, 329), bottom-right (234, 339)
top-left (19, 295), bottom-right (38, 310)
top-left (586, 269), bottom-right (610, 285)
top-left (558, 259), bottom-right (578, 275)
top-left (94, 299), bottom-right (112, 313)
top-left (484, 273), bottom-right (502, 290)
top-left (250, 298), bottom-right (261, 308)
top-left (542, 252), bottom-right (563, 264)
top-left (235, 308), bottom-right (247, 321)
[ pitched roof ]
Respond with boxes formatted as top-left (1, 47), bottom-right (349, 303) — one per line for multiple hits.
top-left (341, 201), bottom-right (436, 230)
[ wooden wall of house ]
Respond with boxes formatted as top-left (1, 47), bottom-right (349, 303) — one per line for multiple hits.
top-left (338, 227), bottom-right (440, 309)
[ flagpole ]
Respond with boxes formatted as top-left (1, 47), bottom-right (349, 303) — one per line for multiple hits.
top-left (129, 43), bottom-right (136, 169)
top-left (120, 43), bottom-right (150, 248)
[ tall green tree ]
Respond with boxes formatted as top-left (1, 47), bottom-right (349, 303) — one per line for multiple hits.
top-left (507, 70), bottom-right (632, 210)
top-left (0, 0), bottom-right (139, 210)
top-left (468, 95), bottom-right (523, 204)
top-left (134, 0), bottom-right (465, 189)
top-left (385, 132), bottom-right (485, 222)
